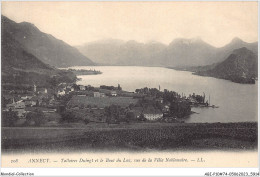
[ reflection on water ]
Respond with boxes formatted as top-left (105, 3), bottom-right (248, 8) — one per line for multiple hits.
top-left (73, 66), bottom-right (258, 123)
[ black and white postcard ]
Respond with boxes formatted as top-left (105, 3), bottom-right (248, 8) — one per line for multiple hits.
top-left (1, 1), bottom-right (258, 176)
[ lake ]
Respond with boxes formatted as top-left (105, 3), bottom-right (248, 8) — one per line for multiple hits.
top-left (72, 66), bottom-right (258, 123)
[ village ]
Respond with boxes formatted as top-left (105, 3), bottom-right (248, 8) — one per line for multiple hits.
top-left (2, 82), bottom-right (211, 127)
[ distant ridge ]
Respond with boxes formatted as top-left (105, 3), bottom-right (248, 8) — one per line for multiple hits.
top-left (77, 38), bottom-right (257, 67)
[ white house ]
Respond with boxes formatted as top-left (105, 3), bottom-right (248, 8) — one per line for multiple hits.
top-left (156, 98), bottom-right (163, 104)
top-left (33, 84), bottom-right (48, 94)
top-left (58, 89), bottom-right (66, 96)
top-left (24, 99), bottom-right (37, 107)
top-left (94, 92), bottom-right (101, 97)
top-left (15, 108), bottom-right (26, 118)
top-left (143, 113), bottom-right (163, 121)
top-left (111, 91), bottom-right (117, 97)
top-left (34, 84), bottom-right (37, 93)
top-left (93, 92), bottom-right (106, 98)
top-left (79, 85), bottom-right (86, 90)
top-left (21, 96), bottom-right (33, 100)
top-left (143, 108), bottom-right (163, 121)
top-left (164, 105), bottom-right (170, 112)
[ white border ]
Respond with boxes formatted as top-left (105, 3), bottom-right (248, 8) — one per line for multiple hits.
top-left (0, 0), bottom-right (259, 176)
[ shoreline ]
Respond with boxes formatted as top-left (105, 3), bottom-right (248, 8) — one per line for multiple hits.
top-left (166, 66), bottom-right (257, 84)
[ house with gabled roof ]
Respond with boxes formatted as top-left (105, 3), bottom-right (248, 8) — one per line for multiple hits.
top-left (143, 106), bottom-right (163, 121)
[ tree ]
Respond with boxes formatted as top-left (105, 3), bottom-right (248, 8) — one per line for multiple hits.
top-left (36, 100), bottom-right (40, 106)
top-left (126, 112), bottom-right (135, 121)
top-left (2, 109), bottom-right (19, 127)
top-left (49, 76), bottom-right (59, 89)
top-left (195, 95), bottom-right (204, 103)
top-left (25, 109), bottom-right (46, 126)
top-left (169, 101), bottom-right (191, 118)
top-left (61, 110), bottom-right (80, 123)
top-left (129, 103), bottom-right (135, 110)
top-left (72, 84), bottom-right (80, 91)
top-left (118, 84), bottom-right (122, 91)
top-left (139, 113), bottom-right (146, 121)
top-left (83, 119), bottom-right (90, 124)
top-left (135, 89), bottom-right (141, 93)
top-left (105, 105), bottom-right (124, 124)
top-left (143, 87), bottom-right (149, 94)
top-left (80, 104), bottom-right (85, 109)
top-left (2, 96), bottom-right (8, 109)
top-left (59, 94), bottom-right (73, 106)
top-left (149, 88), bottom-right (160, 96)
top-left (155, 101), bottom-right (163, 110)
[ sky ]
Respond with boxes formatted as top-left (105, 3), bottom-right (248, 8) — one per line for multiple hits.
top-left (1, 1), bottom-right (258, 47)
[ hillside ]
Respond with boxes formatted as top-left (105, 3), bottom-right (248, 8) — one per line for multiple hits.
top-left (215, 37), bottom-right (258, 64)
top-left (1, 20), bottom-right (77, 89)
top-left (77, 38), bottom-right (257, 67)
top-left (194, 47), bottom-right (258, 84)
top-left (2, 15), bottom-right (94, 67)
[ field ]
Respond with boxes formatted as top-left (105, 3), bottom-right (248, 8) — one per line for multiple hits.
top-left (2, 122), bottom-right (257, 152)
top-left (68, 96), bottom-right (138, 108)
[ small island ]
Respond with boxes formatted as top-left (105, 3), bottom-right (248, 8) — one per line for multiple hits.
top-left (63, 69), bottom-right (102, 76)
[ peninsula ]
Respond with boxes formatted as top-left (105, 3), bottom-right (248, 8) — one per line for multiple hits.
top-left (63, 69), bottom-right (102, 76)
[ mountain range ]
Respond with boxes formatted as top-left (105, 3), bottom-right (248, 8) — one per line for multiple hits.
top-left (77, 38), bottom-right (257, 67)
top-left (2, 15), bottom-right (93, 68)
top-left (1, 15), bottom-right (258, 86)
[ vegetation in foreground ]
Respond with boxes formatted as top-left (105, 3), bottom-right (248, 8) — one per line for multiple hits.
top-left (1, 122), bottom-right (257, 152)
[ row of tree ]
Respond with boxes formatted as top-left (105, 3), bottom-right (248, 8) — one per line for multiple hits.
top-left (2, 109), bottom-right (46, 127)
top-left (100, 84), bottom-right (122, 91)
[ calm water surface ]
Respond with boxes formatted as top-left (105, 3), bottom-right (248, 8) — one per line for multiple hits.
top-left (73, 66), bottom-right (258, 123)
